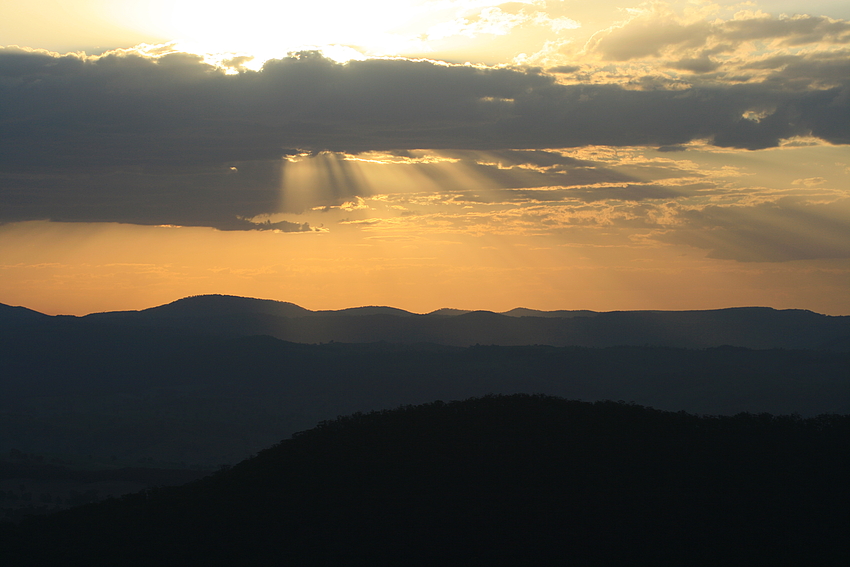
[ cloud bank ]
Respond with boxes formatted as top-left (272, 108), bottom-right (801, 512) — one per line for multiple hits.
top-left (0, 38), bottom-right (847, 252)
top-left (2, 46), bottom-right (847, 166)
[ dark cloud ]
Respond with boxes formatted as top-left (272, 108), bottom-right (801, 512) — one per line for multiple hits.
top-left (456, 149), bottom-right (594, 168)
top-left (234, 219), bottom-right (315, 232)
top-left (669, 55), bottom-right (721, 74)
top-left (755, 52), bottom-right (850, 90)
top-left (563, 183), bottom-right (706, 203)
top-left (591, 13), bottom-right (850, 62)
top-left (497, 82), bottom-right (846, 150)
top-left (449, 182), bottom-right (711, 205)
top-left (435, 151), bottom-right (633, 189)
top-left (660, 199), bottom-right (850, 262)
top-left (0, 47), bottom-right (847, 229)
top-left (722, 15), bottom-right (850, 46)
top-left (547, 65), bottom-right (581, 74)
top-left (591, 19), bottom-right (711, 61)
top-left (0, 159), bottom-right (316, 231)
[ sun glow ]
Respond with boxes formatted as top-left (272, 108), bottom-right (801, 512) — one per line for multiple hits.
top-left (110, 0), bottom-right (435, 63)
top-left (3, 1), bottom-right (850, 317)
top-left (94, 0), bottom-right (584, 66)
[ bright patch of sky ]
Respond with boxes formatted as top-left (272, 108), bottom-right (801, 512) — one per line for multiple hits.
top-left (3, 1), bottom-right (846, 65)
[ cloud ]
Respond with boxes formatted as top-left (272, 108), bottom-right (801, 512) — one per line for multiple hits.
top-left (668, 55), bottom-right (721, 74)
top-left (581, 8), bottom-right (850, 89)
top-left (792, 177), bottom-right (826, 187)
top-left (590, 10), bottom-right (850, 62)
top-left (425, 2), bottom-right (580, 40)
top-left (231, 218), bottom-right (317, 232)
top-left (0, 46), bottom-right (848, 230)
top-left (753, 52), bottom-right (850, 90)
top-left (449, 183), bottom-right (705, 205)
top-left (0, 155), bottom-right (317, 231)
top-left (658, 198), bottom-right (850, 262)
top-left (722, 12), bottom-right (850, 46)
top-left (548, 65), bottom-right (581, 74)
top-left (3, 46), bottom-right (847, 158)
top-left (589, 17), bottom-right (711, 61)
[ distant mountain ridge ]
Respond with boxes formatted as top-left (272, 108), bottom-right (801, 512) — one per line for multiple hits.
top-left (2, 294), bottom-right (847, 350)
top-left (0, 303), bottom-right (49, 323)
top-left (97, 294), bottom-right (597, 319)
top-left (2, 294), bottom-right (849, 468)
top-left (113, 294), bottom-right (314, 319)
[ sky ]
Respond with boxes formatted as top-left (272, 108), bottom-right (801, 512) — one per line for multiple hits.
top-left (1, 0), bottom-right (849, 315)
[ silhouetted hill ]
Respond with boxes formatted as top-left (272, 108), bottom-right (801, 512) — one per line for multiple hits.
top-left (3, 295), bottom-right (848, 349)
top-left (501, 307), bottom-right (597, 318)
top-left (0, 304), bottom-right (49, 324)
top-left (1, 296), bottom-right (848, 472)
top-left (424, 307), bottom-right (472, 317)
top-left (92, 294), bottom-right (314, 320)
top-left (2, 395), bottom-right (848, 566)
top-left (316, 305), bottom-right (415, 317)
top-left (2, 296), bottom-right (850, 467)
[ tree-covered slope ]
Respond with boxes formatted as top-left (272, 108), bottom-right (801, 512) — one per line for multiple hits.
top-left (3, 395), bottom-right (848, 566)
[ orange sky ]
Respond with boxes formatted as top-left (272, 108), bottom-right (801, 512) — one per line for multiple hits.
top-left (2, 216), bottom-right (848, 316)
top-left (1, 1), bottom-right (849, 315)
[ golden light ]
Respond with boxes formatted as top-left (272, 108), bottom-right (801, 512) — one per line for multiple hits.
top-left (276, 150), bottom-right (516, 218)
top-left (86, 0), bottom-right (587, 66)
top-left (102, 0), bottom-right (437, 62)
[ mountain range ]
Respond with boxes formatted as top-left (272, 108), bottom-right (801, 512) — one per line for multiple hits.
top-left (1, 294), bottom-right (849, 469)
top-left (5, 294), bottom-right (849, 350)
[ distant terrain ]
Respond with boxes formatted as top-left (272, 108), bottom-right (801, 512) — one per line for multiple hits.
top-left (0, 455), bottom-right (206, 522)
top-left (43, 294), bottom-right (850, 350)
top-left (2, 395), bottom-right (848, 566)
top-left (1, 294), bottom-right (849, 520)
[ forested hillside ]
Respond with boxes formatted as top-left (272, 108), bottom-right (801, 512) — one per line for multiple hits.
top-left (2, 395), bottom-right (848, 566)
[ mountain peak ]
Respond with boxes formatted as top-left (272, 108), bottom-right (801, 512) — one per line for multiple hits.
top-left (0, 302), bottom-right (49, 322)
top-left (144, 294), bottom-right (313, 318)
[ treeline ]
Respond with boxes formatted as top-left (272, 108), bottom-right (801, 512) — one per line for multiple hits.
top-left (2, 394), bottom-right (848, 566)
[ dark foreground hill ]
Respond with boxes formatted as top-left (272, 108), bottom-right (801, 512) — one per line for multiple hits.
top-left (2, 395), bottom-right (848, 566)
